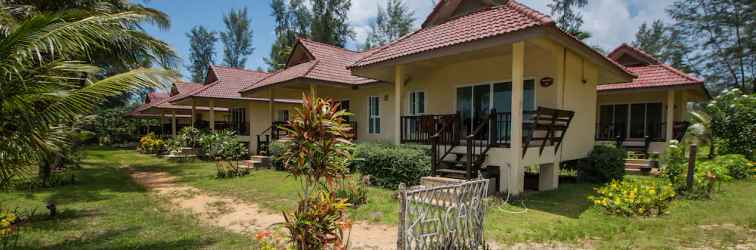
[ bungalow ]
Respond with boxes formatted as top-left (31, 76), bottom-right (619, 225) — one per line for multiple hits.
top-left (128, 82), bottom-right (230, 137)
top-left (596, 44), bottom-right (707, 155)
top-left (238, 0), bottom-right (636, 196)
top-left (169, 65), bottom-right (303, 153)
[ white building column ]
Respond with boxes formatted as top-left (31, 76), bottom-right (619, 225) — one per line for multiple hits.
top-left (191, 99), bottom-right (196, 128)
top-left (666, 90), bottom-right (675, 142)
top-left (160, 111), bottom-right (166, 136)
top-left (541, 46), bottom-right (565, 192)
top-left (393, 65), bottom-right (404, 145)
top-left (269, 88), bottom-right (275, 125)
top-left (209, 99), bottom-right (216, 132)
top-left (309, 83), bottom-right (317, 97)
top-left (507, 42), bottom-right (525, 195)
top-left (248, 101), bottom-right (255, 154)
top-left (171, 110), bottom-right (177, 137)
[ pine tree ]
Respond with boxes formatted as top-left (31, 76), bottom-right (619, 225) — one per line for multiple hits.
top-left (309, 0), bottom-right (354, 47)
top-left (548, 0), bottom-right (591, 40)
top-left (221, 8), bottom-right (255, 69)
top-left (186, 26), bottom-right (218, 83)
top-left (363, 0), bottom-right (415, 50)
top-left (632, 20), bottom-right (695, 73)
top-left (668, 0), bottom-right (754, 93)
top-left (265, 0), bottom-right (311, 71)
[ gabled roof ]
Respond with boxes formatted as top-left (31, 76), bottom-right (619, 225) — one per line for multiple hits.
top-left (607, 43), bottom-right (662, 67)
top-left (349, 0), bottom-right (634, 83)
top-left (599, 45), bottom-right (704, 92)
top-left (171, 65), bottom-right (302, 104)
top-left (240, 38), bottom-right (380, 94)
top-left (351, 0), bottom-right (552, 68)
top-left (129, 82), bottom-right (225, 116)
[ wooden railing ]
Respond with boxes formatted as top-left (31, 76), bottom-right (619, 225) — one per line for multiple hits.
top-left (430, 114), bottom-right (461, 177)
top-left (463, 110), bottom-right (497, 179)
top-left (596, 121), bottom-right (691, 142)
top-left (401, 114), bottom-right (459, 144)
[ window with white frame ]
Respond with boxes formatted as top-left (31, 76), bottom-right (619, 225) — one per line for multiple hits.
top-left (408, 91), bottom-right (426, 115)
top-left (277, 110), bottom-right (289, 122)
top-left (368, 96), bottom-right (381, 134)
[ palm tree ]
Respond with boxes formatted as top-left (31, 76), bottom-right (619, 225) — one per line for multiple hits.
top-left (684, 111), bottom-right (715, 159)
top-left (0, 6), bottom-right (178, 186)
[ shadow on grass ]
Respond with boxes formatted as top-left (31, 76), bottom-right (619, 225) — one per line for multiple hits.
top-left (516, 182), bottom-right (597, 219)
top-left (14, 226), bottom-right (217, 250)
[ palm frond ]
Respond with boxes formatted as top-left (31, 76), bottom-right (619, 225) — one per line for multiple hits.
top-left (39, 67), bottom-right (176, 124)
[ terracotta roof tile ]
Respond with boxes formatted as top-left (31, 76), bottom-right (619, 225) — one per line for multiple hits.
top-left (241, 39), bottom-right (379, 93)
top-left (598, 64), bottom-right (703, 91)
top-left (351, 0), bottom-right (552, 68)
top-left (172, 65), bottom-right (303, 104)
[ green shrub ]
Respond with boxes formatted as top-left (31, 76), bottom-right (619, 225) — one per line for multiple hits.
top-left (177, 127), bottom-right (201, 149)
top-left (579, 145), bottom-right (626, 183)
top-left (661, 140), bottom-right (687, 188)
top-left (199, 130), bottom-right (250, 178)
top-left (353, 143), bottom-right (431, 189)
top-left (334, 176), bottom-right (368, 207)
top-left (590, 179), bottom-right (676, 217)
top-left (687, 161), bottom-right (732, 199)
top-left (164, 138), bottom-right (183, 155)
top-left (269, 140), bottom-right (289, 171)
top-left (704, 88), bottom-right (756, 160)
top-left (0, 209), bottom-right (19, 249)
top-left (713, 154), bottom-right (752, 180)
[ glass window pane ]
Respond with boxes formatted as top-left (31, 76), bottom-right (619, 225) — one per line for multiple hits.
top-left (493, 82), bottom-right (512, 113)
top-left (457, 87), bottom-right (473, 133)
top-left (614, 104), bottom-right (628, 138)
top-left (630, 104), bottom-right (646, 138)
top-left (599, 105), bottom-right (614, 138)
top-left (418, 92), bottom-right (425, 114)
top-left (646, 103), bottom-right (662, 139)
top-left (524, 80), bottom-right (536, 111)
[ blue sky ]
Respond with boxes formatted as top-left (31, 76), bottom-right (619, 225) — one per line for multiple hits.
top-left (143, 0), bottom-right (676, 79)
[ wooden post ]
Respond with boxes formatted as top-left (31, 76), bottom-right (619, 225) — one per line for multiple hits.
top-left (209, 99), bottom-right (215, 132)
top-left (666, 90), bottom-right (675, 142)
top-left (397, 183), bottom-right (407, 250)
top-left (686, 144), bottom-right (697, 191)
top-left (191, 99), bottom-right (196, 128)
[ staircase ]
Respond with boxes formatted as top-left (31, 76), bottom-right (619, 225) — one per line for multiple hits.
top-left (625, 158), bottom-right (657, 175)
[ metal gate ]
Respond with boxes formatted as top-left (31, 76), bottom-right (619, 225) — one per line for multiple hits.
top-left (397, 178), bottom-right (489, 250)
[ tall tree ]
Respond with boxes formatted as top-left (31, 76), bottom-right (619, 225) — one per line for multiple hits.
top-left (363, 0), bottom-right (415, 50)
top-left (186, 26), bottom-right (218, 83)
top-left (0, 4), bottom-right (176, 186)
top-left (668, 0), bottom-right (755, 93)
top-left (632, 20), bottom-right (695, 73)
top-left (221, 8), bottom-right (255, 69)
top-left (265, 0), bottom-right (303, 71)
top-left (309, 0), bottom-right (354, 47)
top-left (548, 0), bottom-right (591, 40)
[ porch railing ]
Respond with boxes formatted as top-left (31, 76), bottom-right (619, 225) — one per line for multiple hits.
top-left (401, 114), bottom-right (459, 144)
top-left (429, 114), bottom-right (462, 176)
top-left (595, 121), bottom-right (691, 142)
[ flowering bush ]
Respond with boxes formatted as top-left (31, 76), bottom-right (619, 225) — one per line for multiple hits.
top-left (256, 227), bottom-right (292, 250)
top-left (137, 133), bottom-right (164, 154)
top-left (0, 210), bottom-right (19, 249)
top-left (704, 88), bottom-right (755, 160)
top-left (199, 130), bottom-right (249, 178)
top-left (590, 179), bottom-right (676, 217)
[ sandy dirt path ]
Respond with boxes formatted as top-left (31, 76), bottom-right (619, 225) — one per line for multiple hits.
top-left (129, 170), bottom-right (397, 249)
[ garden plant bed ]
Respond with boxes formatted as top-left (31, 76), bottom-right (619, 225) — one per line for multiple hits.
top-left (3, 148), bottom-right (754, 249)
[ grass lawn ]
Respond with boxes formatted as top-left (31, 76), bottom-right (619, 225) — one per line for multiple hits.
top-left (0, 148), bottom-right (252, 249)
top-left (3, 148), bottom-right (754, 249)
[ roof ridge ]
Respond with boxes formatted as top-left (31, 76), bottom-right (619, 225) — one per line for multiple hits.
top-left (169, 80), bottom-right (220, 104)
top-left (609, 43), bottom-right (663, 65)
top-left (506, 0), bottom-right (554, 24)
top-left (210, 64), bottom-right (271, 75)
top-left (299, 37), bottom-right (361, 54)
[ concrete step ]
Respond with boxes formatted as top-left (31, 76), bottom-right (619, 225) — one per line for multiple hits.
top-left (625, 163), bottom-right (653, 169)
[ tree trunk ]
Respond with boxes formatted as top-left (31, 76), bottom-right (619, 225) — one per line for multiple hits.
top-left (38, 157), bottom-right (52, 185)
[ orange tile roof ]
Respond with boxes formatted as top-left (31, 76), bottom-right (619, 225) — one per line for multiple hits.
top-left (599, 45), bottom-right (704, 91)
top-left (172, 65), bottom-right (303, 104)
top-left (350, 0), bottom-right (552, 68)
top-left (240, 38), bottom-right (379, 93)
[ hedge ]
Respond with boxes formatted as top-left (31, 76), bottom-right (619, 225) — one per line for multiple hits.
top-left (352, 142), bottom-right (431, 189)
